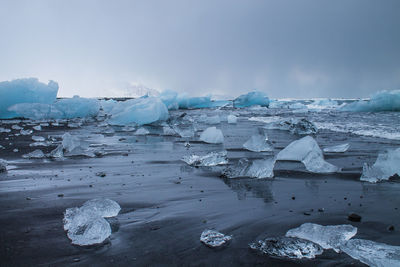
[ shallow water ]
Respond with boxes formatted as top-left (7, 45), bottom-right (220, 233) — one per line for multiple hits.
top-left (0, 106), bottom-right (399, 266)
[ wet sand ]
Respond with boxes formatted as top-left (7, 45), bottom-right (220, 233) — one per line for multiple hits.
top-left (1, 109), bottom-right (399, 266)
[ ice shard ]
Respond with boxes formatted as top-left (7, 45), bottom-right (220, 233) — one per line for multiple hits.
top-left (360, 147), bottom-right (400, 183)
top-left (277, 136), bottom-right (339, 173)
top-left (200, 127), bottom-right (224, 144)
top-left (182, 151), bottom-right (228, 167)
top-left (223, 157), bottom-right (276, 179)
top-left (243, 133), bottom-right (273, 152)
top-left (200, 230), bottom-right (232, 248)
top-left (323, 143), bottom-right (350, 153)
top-left (22, 149), bottom-right (45, 159)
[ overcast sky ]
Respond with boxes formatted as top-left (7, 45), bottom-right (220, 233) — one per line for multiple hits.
top-left (0, 0), bottom-right (399, 98)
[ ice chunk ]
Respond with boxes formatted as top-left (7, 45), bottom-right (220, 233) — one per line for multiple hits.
top-left (0, 127), bottom-right (11, 133)
top-left (134, 127), bottom-right (150, 135)
top-left (233, 91), bottom-right (269, 108)
top-left (11, 125), bottom-right (22, 130)
top-left (108, 97), bottom-right (169, 125)
top-left (20, 129), bottom-right (33, 135)
top-left (249, 236), bottom-right (323, 259)
top-left (33, 125), bottom-right (42, 131)
top-left (172, 125), bottom-right (195, 138)
top-left (277, 136), bottom-right (339, 173)
top-left (182, 151), bottom-right (228, 167)
top-left (227, 114), bottom-right (237, 124)
top-left (323, 143), bottom-right (350, 153)
top-left (205, 115), bottom-right (221, 124)
top-left (162, 126), bottom-right (176, 136)
top-left (159, 90), bottom-right (179, 110)
top-left (63, 199), bottom-right (120, 246)
top-left (360, 147), bottom-right (400, 183)
top-left (286, 223), bottom-right (357, 252)
top-left (99, 99), bottom-right (118, 113)
top-left (223, 157), bottom-right (276, 179)
top-left (30, 141), bottom-right (50, 147)
top-left (200, 127), bottom-right (224, 144)
top-left (284, 118), bottom-right (318, 135)
top-left (341, 90), bottom-right (400, 112)
top-left (0, 78), bottom-right (58, 119)
top-left (32, 136), bottom-right (45, 142)
top-left (243, 133), bottom-right (273, 152)
top-left (62, 133), bottom-right (88, 153)
top-left (0, 159), bottom-right (7, 172)
top-left (200, 230), bottom-right (232, 247)
top-left (22, 149), bottom-right (45, 159)
top-left (48, 144), bottom-right (64, 158)
top-left (340, 239), bottom-right (400, 267)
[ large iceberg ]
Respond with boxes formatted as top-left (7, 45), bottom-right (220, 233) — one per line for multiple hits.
top-left (249, 236), bottom-right (323, 259)
top-left (286, 223), bottom-right (357, 252)
top-left (0, 78), bottom-right (58, 119)
top-left (341, 90), bottom-right (400, 112)
top-left (200, 127), bottom-right (224, 144)
top-left (276, 136), bottom-right (339, 173)
top-left (63, 198), bottom-right (120, 246)
top-left (233, 91), bottom-right (269, 108)
top-left (360, 147), bottom-right (400, 183)
top-left (108, 96), bottom-right (169, 125)
top-left (340, 239), bottom-right (400, 267)
top-left (182, 151), bottom-right (228, 167)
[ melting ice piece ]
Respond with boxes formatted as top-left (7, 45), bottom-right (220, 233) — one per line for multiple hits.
top-left (30, 141), bottom-right (50, 147)
top-left (32, 136), bottom-right (45, 142)
top-left (47, 144), bottom-right (64, 158)
top-left (172, 125), bottom-right (195, 138)
top-left (134, 127), bottom-right (150, 135)
top-left (162, 126), bottom-right (176, 136)
top-left (63, 199), bottom-right (120, 246)
top-left (0, 127), bottom-right (11, 133)
top-left (22, 149), bottom-right (45, 159)
top-left (0, 159), bottom-right (7, 172)
top-left (205, 115), bottom-right (221, 124)
top-left (200, 230), bottom-right (232, 247)
top-left (20, 129), bottom-right (33, 135)
top-left (249, 236), bottom-right (324, 259)
top-left (11, 125), bottom-right (22, 130)
top-left (282, 118), bottom-right (318, 135)
top-left (243, 134), bottom-right (273, 152)
top-left (223, 157), bottom-right (276, 179)
top-left (200, 127), bottom-right (224, 144)
top-left (360, 147), bottom-right (400, 183)
top-left (33, 125), bottom-right (42, 131)
top-left (340, 239), bottom-right (400, 267)
top-left (233, 91), bottom-right (270, 108)
top-left (182, 151), bottom-right (228, 167)
top-left (227, 114), bottom-right (237, 124)
top-left (286, 223), bottom-right (357, 252)
top-left (323, 143), bottom-right (350, 153)
top-left (277, 136), bottom-right (339, 173)
top-left (62, 133), bottom-right (87, 152)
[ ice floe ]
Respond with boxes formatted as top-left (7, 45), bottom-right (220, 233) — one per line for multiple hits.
top-left (200, 127), bottom-right (224, 144)
top-left (323, 143), bottom-right (350, 153)
top-left (182, 151), bottom-right (228, 167)
top-left (360, 147), bottom-right (400, 183)
top-left (200, 230), bottom-right (232, 248)
top-left (277, 136), bottom-right (339, 173)
top-left (233, 91), bottom-right (270, 108)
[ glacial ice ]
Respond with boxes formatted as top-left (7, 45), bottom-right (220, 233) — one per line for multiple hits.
top-left (0, 78), bottom-right (58, 119)
top-left (22, 149), bottom-right (46, 159)
top-left (33, 125), bottom-right (42, 131)
top-left (32, 136), bottom-right (45, 142)
top-left (159, 90), bottom-right (180, 110)
top-left (323, 143), bottom-right (350, 153)
top-left (340, 239), bottom-right (400, 267)
top-left (0, 127), bottom-right (11, 133)
top-left (62, 133), bottom-right (88, 153)
top-left (360, 147), bottom-right (400, 183)
top-left (200, 127), bottom-right (224, 144)
top-left (243, 133), bottom-right (273, 152)
top-left (182, 151), bottom-right (228, 167)
top-left (63, 199), bottom-right (120, 246)
top-left (177, 95), bottom-right (214, 109)
top-left (223, 157), bottom-right (276, 179)
top-left (0, 159), bottom-right (7, 172)
top-left (20, 129), bottom-right (33, 135)
top-left (48, 144), bottom-right (64, 158)
top-left (108, 97), bottom-right (169, 125)
top-left (200, 230), bottom-right (232, 247)
top-left (233, 91), bottom-right (270, 108)
top-left (286, 223), bottom-right (357, 252)
top-left (341, 90), bottom-right (400, 112)
top-left (276, 136), bottom-right (339, 173)
top-left (173, 125), bottom-right (195, 138)
top-left (283, 118), bottom-right (318, 135)
top-left (11, 125), bottom-right (22, 130)
top-left (227, 114), bottom-right (237, 124)
top-left (134, 127), bottom-right (150, 135)
top-left (162, 126), bottom-right (177, 136)
top-left (249, 236), bottom-right (324, 259)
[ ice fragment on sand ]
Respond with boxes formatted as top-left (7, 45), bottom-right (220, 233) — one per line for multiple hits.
top-left (134, 127), bottom-right (150, 135)
top-left (200, 230), bottom-right (232, 247)
top-left (0, 127), bottom-right (11, 133)
top-left (286, 223), bottom-right (357, 252)
top-left (233, 91), bottom-right (270, 108)
top-left (182, 151), bottom-right (228, 167)
top-left (277, 136), bottom-right (339, 173)
top-left (249, 236), bottom-right (323, 259)
top-left (20, 129), bottom-right (33, 135)
top-left (223, 157), bottom-right (276, 179)
top-left (227, 114), bottom-right (237, 124)
top-left (200, 127), bottom-right (224, 144)
top-left (0, 159), bottom-right (7, 172)
top-left (30, 141), bottom-right (50, 147)
top-left (172, 125), bottom-right (195, 138)
top-left (32, 136), bottom-right (45, 142)
top-left (340, 239), bottom-right (400, 267)
top-left (47, 144), bottom-right (64, 158)
top-left (360, 147), bottom-right (400, 183)
top-left (62, 133), bottom-right (88, 153)
top-left (243, 133), bottom-right (273, 152)
top-left (284, 118), bottom-right (318, 135)
top-left (63, 199), bottom-right (120, 246)
top-left (22, 149), bottom-right (45, 159)
top-left (0, 78), bottom-right (58, 119)
top-left (33, 125), bottom-right (42, 131)
top-left (162, 126), bottom-right (176, 136)
top-left (11, 125), bottom-right (22, 130)
top-left (323, 143), bottom-right (350, 153)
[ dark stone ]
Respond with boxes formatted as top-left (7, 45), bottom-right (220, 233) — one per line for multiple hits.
top-left (348, 213), bottom-right (361, 222)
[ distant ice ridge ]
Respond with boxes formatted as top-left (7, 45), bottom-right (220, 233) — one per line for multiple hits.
top-left (249, 237), bottom-right (323, 259)
top-left (277, 136), bottom-right (339, 173)
top-left (200, 230), bottom-right (232, 247)
top-left (341, 90), bottom-right (400, 112)
top-left (200, 127), bottom-right (224, 144)
top-left (182, 151), bottom-right (228, 167)
top-left (360, 147), bottom-right (400, 183)
top-left (233, 91), bottom-right (269, 108)
top-left (63, 199), bottom-right (120, 246)
top-left (9, 96), bottom-right (100, 120)
top-left (0, 78), bottom-right (58, 119)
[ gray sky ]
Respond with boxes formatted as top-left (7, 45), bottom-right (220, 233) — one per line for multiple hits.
top-left (0, 0), bottom-right (399, 98)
